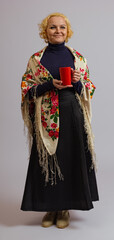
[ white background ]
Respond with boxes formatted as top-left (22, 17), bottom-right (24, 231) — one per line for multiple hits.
top-left (0, 0), bottom-right (114, 239)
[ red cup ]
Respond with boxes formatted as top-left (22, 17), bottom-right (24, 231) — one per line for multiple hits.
top-left (59, 67), bottom-right (71, 86)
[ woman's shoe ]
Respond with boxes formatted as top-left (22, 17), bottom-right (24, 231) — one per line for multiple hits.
top-left (56, 210), bottom-right (70, 229)
top-left (42, 211), bottom-right (57, 227)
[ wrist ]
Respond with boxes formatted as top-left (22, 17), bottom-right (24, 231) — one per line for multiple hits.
top-left (72, 80), bottom-right (79, 84)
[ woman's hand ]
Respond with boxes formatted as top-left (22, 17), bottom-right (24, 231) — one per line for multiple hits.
top-left (52, 79), bottom-right (73, 90)
top-left (71, 68), bottom-right (81, 83)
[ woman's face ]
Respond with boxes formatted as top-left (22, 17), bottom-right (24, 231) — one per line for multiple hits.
top-left (46, 16), bottom-right (67, 44)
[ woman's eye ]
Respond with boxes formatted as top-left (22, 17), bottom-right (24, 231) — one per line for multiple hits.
top-left (50, 26), bottom-right (56, 29)
top-left (50, 26), bottom-right (66, 29)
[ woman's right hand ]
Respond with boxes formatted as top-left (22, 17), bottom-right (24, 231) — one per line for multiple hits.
top-left (53, 79), bottom-right (73, 90)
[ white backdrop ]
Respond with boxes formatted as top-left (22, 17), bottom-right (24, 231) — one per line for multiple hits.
top-left (0, 0), bottom-right (114, 239)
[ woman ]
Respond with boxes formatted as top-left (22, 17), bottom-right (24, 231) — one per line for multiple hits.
top-left (21, 12), bottom-right (99, 229)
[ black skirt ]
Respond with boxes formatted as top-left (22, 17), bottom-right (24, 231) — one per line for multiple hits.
top-left (21, 88), bottom-right (99, 212)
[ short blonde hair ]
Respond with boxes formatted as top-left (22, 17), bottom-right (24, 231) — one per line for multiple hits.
top-left (39, 12), bottom-right (73, 43)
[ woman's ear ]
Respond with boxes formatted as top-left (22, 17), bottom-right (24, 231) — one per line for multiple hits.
top-left (45, 30), bottom-right (48, 43)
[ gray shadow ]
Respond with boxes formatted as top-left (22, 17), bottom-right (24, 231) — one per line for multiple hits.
top-left (0, 198), bottom-right (84, 227)
top-left (70, 210), bottom-right (84, 221)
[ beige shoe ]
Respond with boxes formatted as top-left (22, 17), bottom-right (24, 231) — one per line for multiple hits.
top-left (42, 211), bottom-right (57, 227)
top-left (56, 210), bottom-right (70, 229)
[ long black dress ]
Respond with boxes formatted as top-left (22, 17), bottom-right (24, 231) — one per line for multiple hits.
top-left (21, 43), bottom-right (99, 212)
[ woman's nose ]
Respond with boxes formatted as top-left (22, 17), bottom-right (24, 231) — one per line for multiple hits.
top-left (56, 27), bottom-right (60, 33)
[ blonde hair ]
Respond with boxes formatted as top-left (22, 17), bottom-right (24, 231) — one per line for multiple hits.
top-left (39, 12), bottom-right (73, 43)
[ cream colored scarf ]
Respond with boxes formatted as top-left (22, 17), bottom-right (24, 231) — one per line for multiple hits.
top-left (21, 46), bottom-right (96, 185)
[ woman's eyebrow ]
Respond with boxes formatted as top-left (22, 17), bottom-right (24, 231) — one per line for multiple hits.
top-left (60, 24), bottom-right (67, 26)
top-left (49, 24), bottom-right (56, 26)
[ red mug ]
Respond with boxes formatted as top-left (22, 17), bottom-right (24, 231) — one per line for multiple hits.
top-left (59, 67), bottom-right (71, 86)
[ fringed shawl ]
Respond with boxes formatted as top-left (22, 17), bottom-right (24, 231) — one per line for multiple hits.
top-left (21, 46), bottom-right (96, 185)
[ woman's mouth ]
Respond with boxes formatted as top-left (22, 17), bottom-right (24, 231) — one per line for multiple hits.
top-left (54, 35), bottom-right (63, 37)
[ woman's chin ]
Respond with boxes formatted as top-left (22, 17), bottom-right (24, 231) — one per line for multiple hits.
top-left (50, 40), bottom-right (64, 44)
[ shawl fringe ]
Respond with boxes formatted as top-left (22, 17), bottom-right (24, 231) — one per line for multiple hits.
top-left (34, 97), bottom-right (64, 185)
top-left (21, 95), bottom-right (64, 186)
top-left (75, 92), bottom-right (97, 171)
top-left (21, 96), bottom-right (33, 155)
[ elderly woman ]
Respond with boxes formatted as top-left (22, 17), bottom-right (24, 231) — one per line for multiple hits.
top-left (21, 12), bottom-right (99, 228)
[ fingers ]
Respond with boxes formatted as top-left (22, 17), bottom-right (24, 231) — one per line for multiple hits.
top-left (72, 69), bottom-right (81, 82)
top-left (53, 79), bottom-right (73, 90)
top-left (53, 79), bottom-right (62, 88)
top-left (53, 79), bottom-right (64, 89)
top-left (54, 79), bottom-right (62, 84)
top-left (73, 70), bottom-right (80, 76)
top-left (53, 79), bottom-right (60, 84)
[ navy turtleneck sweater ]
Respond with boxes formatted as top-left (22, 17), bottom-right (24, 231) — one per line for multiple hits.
top-left (29, 42), bottom-right (82, 99)
top-left (41, 42), bottom-right (75, 79)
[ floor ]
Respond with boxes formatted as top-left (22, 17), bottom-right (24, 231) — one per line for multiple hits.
top-left (0, 164), bottom-right (114, 240)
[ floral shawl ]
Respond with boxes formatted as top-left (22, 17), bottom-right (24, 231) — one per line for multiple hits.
top-left (21, 46), bottom-right (96, 185)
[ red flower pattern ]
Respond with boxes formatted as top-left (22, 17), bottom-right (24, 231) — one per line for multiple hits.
top-left (50, 106), bottom-right (57, 114)
top-left (80, 68), bottom-right (84, 73)
top-left (51, 123), bottom-right (57, 128)
top-left (54, 131), bottom-right (59, 138)
top-left (26, 74), bottom-right (32, 79)
top-left (41, 116), bottom-right (45, 122)
top-left (34, 52), bottom-right (40, 56)
top-left (42, 122), bottom-right (47, 128)
top-left (85, 82), bottom-right (91, 89)
top-left (35, 69), bottom-right (41, 76)
top-left (49, 130), bottom-right (54, 137)
top-left (51, 95), bottom-right (58, 107)
top-left (23, 86), bottom-right (31, 95)
top-left (76, 51), bottom-right (81, 56)
top-left (84, 72), bottom-right (87, 80)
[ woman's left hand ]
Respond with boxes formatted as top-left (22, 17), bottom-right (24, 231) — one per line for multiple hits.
top-left (71, 68), bottom-right (81, 83)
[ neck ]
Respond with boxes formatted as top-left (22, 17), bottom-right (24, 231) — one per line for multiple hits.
top-left (47, 42), bottom-right (66, 51)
